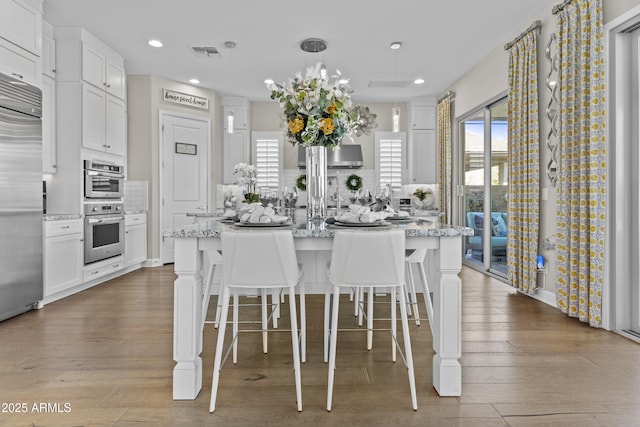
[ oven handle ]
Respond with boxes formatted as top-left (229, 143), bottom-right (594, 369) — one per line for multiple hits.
top-left (87, 215), bottom-right (125, 224)
top-left (86, 170), bottom-right (124, 179)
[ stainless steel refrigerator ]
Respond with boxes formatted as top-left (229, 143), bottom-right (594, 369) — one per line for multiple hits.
top-left (0, 72), bottom-right (43, 322)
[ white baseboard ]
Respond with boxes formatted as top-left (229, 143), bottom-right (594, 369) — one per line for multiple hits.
top-left (522, 288), bottom-right (557, 307)
top-left (143, 258), bottom-right (162, 268)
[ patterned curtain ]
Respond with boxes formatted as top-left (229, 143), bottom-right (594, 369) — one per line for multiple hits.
top-left (436, 97), bottom-right (452, 224)
top-left (506, 31), bottom-right (540, 294)
top-left (554, 0), bottom-right (605, 327)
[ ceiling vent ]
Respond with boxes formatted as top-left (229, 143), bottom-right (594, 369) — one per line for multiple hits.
top-left (191, 46), bottom-right (220, 57)
top-left (368, 80), bottom-right (411, 88)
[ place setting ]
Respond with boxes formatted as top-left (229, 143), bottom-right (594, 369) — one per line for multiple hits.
top-left (328, 205), bottom-right (394, 229)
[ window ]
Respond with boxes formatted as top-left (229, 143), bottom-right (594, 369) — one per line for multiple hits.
top-left (375, 131), bottom-right (406, 193)
top-left (251, 131), bottom-right (283, 191)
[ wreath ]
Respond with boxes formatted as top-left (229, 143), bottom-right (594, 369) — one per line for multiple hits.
top-left (295, 174), bottom-right (307, 191)
top-left (345, 174), bottom-right (363, 191)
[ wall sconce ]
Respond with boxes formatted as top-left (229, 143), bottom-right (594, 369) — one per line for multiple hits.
top-left (392, 107), bottom-right (400, 133)
top-left (227, 111), bottom-right (234, 134)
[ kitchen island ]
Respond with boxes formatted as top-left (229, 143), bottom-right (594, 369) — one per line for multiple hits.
top-left (169, 218), bottom-right (473, 400)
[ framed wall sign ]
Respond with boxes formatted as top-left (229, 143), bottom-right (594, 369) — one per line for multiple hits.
top-left (175, 142), bottom-right (197, 155)
top-left (163, 89), bottom-right (209, 110)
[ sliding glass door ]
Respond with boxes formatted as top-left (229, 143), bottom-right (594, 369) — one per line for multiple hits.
top-left (459, 96), bottom-right (508, 278)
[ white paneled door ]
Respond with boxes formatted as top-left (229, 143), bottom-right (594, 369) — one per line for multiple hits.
top-left (161, 112), bottom-right (210, 264)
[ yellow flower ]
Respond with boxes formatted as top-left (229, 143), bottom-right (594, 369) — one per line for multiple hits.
top-left (319, 118), bottom-right (334, 135)
top-left (326, 102), bottom-right (336, 115)
top-left (288, 116), bottom-right (304, 134)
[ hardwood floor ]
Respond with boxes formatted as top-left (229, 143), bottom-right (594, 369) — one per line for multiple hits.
top-left (0, 266), bottom-right (639, 426)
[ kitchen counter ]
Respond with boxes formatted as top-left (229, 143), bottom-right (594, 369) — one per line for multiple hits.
top-left (170, 217), bottom-right (469, 400)
top-left (43, 214), bottom-right (82, 221)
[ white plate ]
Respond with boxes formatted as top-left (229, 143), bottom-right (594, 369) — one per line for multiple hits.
top-left (333, 220), bottom-right (390, 227)
top-left (234, 221), bottom-right (292, 228)
top-left (385, 215), bottom-right (413, 221)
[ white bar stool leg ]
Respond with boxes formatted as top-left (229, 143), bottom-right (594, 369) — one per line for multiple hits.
top-left (323, 289), bottom-right (330, 363)
top-left (418, 259), bottom-right (433, 333)
top-left (398, 287), bottom-right (418, 410)
top-left (327, 285), bottom-right (340, 412)
top-left (209, 286), bottom-right (230, 413)
top-left (406, 262), bottom-right (421, 326)
top-left (391, 287), bottom-right (397, 362)
top-left (262, 288), bottom-right (268, 354)
top-left (300, 283), bottom-right (307, 363)
top-left (232, 290), bottom-right (239, 364)
top-left (287, 286), bottom-right (302, 412)
top-left (366, 286), bottom-right (373, 350)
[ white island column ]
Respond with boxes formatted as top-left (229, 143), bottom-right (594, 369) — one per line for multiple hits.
top-left (431, 235), bottom-right (462, 396)
top-left (172, 237), bottom-right (204, 399)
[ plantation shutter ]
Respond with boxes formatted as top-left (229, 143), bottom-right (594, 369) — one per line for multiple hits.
top-left (375, 132), bottom-right (405, 193)
top-left (252, 131), bottom-right (283, 191)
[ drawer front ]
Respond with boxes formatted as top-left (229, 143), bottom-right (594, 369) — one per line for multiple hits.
top-left (125, 213), bottom-right (146, 226)
top-left (83, 257), bottom-right (124, 282)
top-left (0, 39), bottom-right (41, 87)
top-left (45, 219), bottom-right (82, 237)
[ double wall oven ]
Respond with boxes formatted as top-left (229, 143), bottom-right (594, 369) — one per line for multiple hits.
top-left (83, 160), bottom-right (125, 265)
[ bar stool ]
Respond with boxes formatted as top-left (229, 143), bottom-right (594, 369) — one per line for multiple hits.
top-left (209, 229), bottom-right (305, 413)
top-left (405, 249), bottom-right (433, 333)
top-left (202, 250), bottom-right (223, 330)
top-left (324, 229), bottom-right (417, 411)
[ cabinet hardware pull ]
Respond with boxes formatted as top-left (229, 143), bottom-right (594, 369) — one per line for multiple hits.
top-left (61, 226), bottom-right (70, 229)
top-left (11, 73), bottom-right (24, 79)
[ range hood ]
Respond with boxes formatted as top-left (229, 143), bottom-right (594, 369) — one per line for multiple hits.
top-left (297, 144), bottom-right (363, 169)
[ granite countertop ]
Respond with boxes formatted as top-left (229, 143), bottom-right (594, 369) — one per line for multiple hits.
top-left (167, 218), bottom-right (474, 239)
top-left (43, 214), bottom-right (83, 221)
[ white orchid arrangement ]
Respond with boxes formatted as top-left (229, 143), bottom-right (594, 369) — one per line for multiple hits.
top-left (267, 63), bottom-right (377, 147)
top-left (232, 163), bottom-right (257, 187)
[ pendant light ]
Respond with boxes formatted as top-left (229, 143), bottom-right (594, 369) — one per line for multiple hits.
top-left (391, 42), bottom-right (401, 133)
top-left (224, 41), bottom-right (237, 135)
top-left (227, 110), bottom-right (235, 134)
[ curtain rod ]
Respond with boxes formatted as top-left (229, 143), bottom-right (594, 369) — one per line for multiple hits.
top-left (552, 0), bottom-right (573, 15)
top-left (437, 90), bottom-right (455, 103)
top-left (504, 20), bottom-right (542, 50)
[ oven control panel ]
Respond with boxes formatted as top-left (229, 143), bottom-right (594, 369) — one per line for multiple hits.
top-left (84, 202), bottom-right (123, 216)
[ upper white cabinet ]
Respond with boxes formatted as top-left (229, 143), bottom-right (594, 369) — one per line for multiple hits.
top-left (55, 27), bottom-right (126, 157)
top-left (42, 20), bottom-right (55, 78)
top-left (0, 0), bottom-right (42, 56)
top-left (82, 41), bottom-right (126, 100)
top-left (410, 105), bottom-right (436, 130)
top-left (42, 75), bottom-right (56, 173)
top-left (409, 97), bottom-right (436, 184)
top-left (0, 0), bottom-right (42, 87)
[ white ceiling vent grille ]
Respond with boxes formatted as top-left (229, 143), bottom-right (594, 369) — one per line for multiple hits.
top-left (191, 46), bottom-right (220, 57)
top-left (368, 80), bottom-right (411, 88)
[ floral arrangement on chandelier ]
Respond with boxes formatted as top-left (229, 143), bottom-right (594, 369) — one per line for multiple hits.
top-left (267, 63), bottom-right (378, 148)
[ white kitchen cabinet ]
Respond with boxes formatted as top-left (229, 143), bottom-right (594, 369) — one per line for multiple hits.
top-left (44, 219), bottom-right (83, 297)
top-left (223, 130), bottom-right (250, 183)
top-left (125, 213), bottom-right (147, 267)
top-left (42, 20), bottom-right (55, 78)
top-left (81, 41), bottom-right (126, 100)
top-left (42, 75), bottom-right (56, 173)
top-left (83, 256), bottom-right (124, 282)
top-left (223, 105), bottom-right (248, 131)
top-left (0, 0), bottom-right (42, 57)
top-left (412, 129), bottom-right (437, 183)
top-left (81, 83), bottom-right (125, 156)
top-left (55, 27), bottom-right (126, 159)
top-left (0, 37), bottom-right (41, 87)
top-left (410, 105), bottom-right (436, 130)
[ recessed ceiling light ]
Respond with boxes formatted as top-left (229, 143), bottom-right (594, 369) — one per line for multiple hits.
top-left (264, 78), bottom-right (274, 85)
top-left (148, 39), bottom-right (163, 48)
top-left (414, 78), bottom-right (425, 85)
top-left (189, 78), bottom-right (200, 84)
top-left (390, 41), bottom-right (402, 50)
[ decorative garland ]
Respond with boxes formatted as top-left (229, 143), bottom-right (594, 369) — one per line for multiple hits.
top-left (345, 174), bottom-right (363, 191)
top-left (295, 174), bottom-right (307, 191)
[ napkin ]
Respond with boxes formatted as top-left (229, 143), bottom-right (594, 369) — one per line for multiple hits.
top-left (238, 203), bottom-right (288, 224)
top-left (335, 205), bottom-right (388, 223)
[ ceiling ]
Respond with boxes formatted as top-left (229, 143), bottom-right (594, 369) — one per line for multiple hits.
top-left (42, 0), bottom-right (556, 103)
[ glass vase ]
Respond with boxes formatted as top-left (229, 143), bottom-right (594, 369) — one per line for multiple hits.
top-left (305, 145), bottom-right (327, 219)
